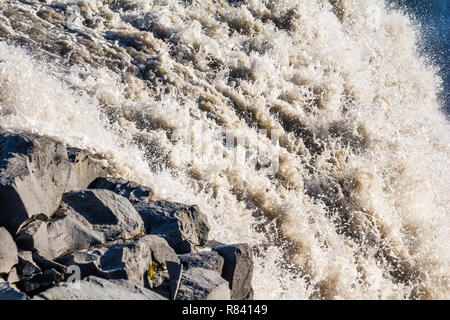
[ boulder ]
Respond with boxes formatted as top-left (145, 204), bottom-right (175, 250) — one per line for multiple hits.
top-left (17, 251), bottom-right (41, 277)
top-left (64, 148), bottom-right (109, 192)
top-left (213, 243), bottom-right (254, 300)
top-left (57, 235), bottom-right (179, 288)
top-left (133, 200), bottom-right (210, 254)
top-left (35, 276), bottom-right (167, 300)
top-left (0, 131), bottom-right (71, 234)
top-left (7, 267), bottom-right (20, 284)
top-left (179, 251), bottom-right (224, 273)
top-left (15, 211), bottom-right (104, 260)
top-left (57, 244), bottom-right (149, 286)
top-left (176, 268), bottom-right (230, 300)
top-left (16, 268), bottom-right (63, 295)
top-left (56, 250), bottom-right (102, 280)
top-left (167, 261), bottom-right (183, 300)
top-left (31, 252), bottom-right (69, 275)
top-left (0, 227), bottom-right (18, 274)
top-left (62, 189), bottom-right (144, 241)
top-left (0, 281), bottom-right (29, 300)
top-left (88, 177), bottom-right (153, 203)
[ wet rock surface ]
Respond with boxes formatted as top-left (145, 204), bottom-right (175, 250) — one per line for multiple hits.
top-left (0, 131), bottom-right (253, 300)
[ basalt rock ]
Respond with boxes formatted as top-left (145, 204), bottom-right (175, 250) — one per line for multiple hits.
top-left (0, 131), bottom-right (71, 234)
top-left (0, 227), bottom-right (18, 274)
top-left (15, 212), bottom-right (104, 260)
top-left (133, 200), bottom-right (210, 254)
top-left (16, 268), bottom-right (63, 295)
top-left (64, 148), bottom-right (109, 192)
top-left (17, 251), bottom-right (41, 277)
top-left (61, 189), bottom-right (144, 241)
top-left (57, 235), bottom-right (179, 288)
top-left (213, 243), bottom-right (254, 300)
top-left (7, 267), bottom-right (20, 284)
top-left (88, 177), bottom-right (153, 203)
top-left (176, 267), bottom-right (230, 300)
top-left (31, 252), bottom-right (69, 275)
top-left (35, 276), bottom-right (167, 300)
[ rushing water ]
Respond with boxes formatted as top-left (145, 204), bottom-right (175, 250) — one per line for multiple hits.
top-left (0, 0), bottom-right (449, 299)
top-left (389, 0), bottom-right (449, 112)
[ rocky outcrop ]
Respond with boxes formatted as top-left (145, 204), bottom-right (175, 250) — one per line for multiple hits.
top-left (7, 267), bottom-right (20, 284)
top-left (91, 178), bottom-right (209, 254)
top-left (0, 227), bottom-right (18, 274)
top-left (15, 212), bottom-right (104, 260)
top-left (17, 251), bottom-right (41, 277)
top-left (65, 148), bottom-right (109, 192)
top-left (62, 189), bottom-right (144, 242)
top-left (133, 200), bottom-right (210, 254)
top-left (214, 243), bottom-right (254, 300)
top-left (0, 131), bottom-right (71, 234)
top-left (0, 131), bottom-right (254, 300)
top-left (56, 235), bottom-right (178, 287)
top-left (35, 276), bottom-right (167, 300)
top-left (176, 268), bottom-right (231, 300)
top-left (16, 268), bottom-right (63, 295)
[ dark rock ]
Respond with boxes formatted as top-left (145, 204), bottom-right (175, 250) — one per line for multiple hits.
top-left (17, 251), bottom-right (41, 277)
top-left (35, 276), bottom-right (167, 300)
top-left (57, 244), bottom-right (149, 286)
top-left (65, 148), bottom-right (109, 192)
top-left (61, 189), bottom-right (144, 241)
top-left (16, 268), bottom-right (63, 295)
top-left (133, 200), bottom-right (210, 254)
top-left (176, 268), bottom-right (230, 300)
top-left (15, 211), bottom-right (104, 260)
top-left (57, 235), bottom-right (179, 287)
top-left (167, 261), bottom-right (182, 300)
top-left (6, 267), bottom-right (20, 284)
top-left (207, 239), bottom-right (225, 247)
top-left (213, 243), bottom-right (254, 300)
top-left (31, 252), bottom-right (69, 275)
top-left (56, 250), bottom-right (102, 280)
top-left (0, 131), bottom-right (71, 234)
top-left (179, 251), bottom-right (224, 273)
top-left (0, 227), bottom-right (18, 274)
top-left (0, 281), bottom-right (29, 300)
top-left (88, 177), bottom-right (153, 203)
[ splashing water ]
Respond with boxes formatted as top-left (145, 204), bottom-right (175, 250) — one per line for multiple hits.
top-left (0, 0), bottom-right (449, 299)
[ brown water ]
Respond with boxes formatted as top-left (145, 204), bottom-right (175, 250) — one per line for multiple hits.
top-left (0, 0), bottom-right (449, 299)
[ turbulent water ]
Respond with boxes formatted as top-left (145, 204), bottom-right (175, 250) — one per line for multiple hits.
top-left (0, 0), bottom-right (449, 299)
